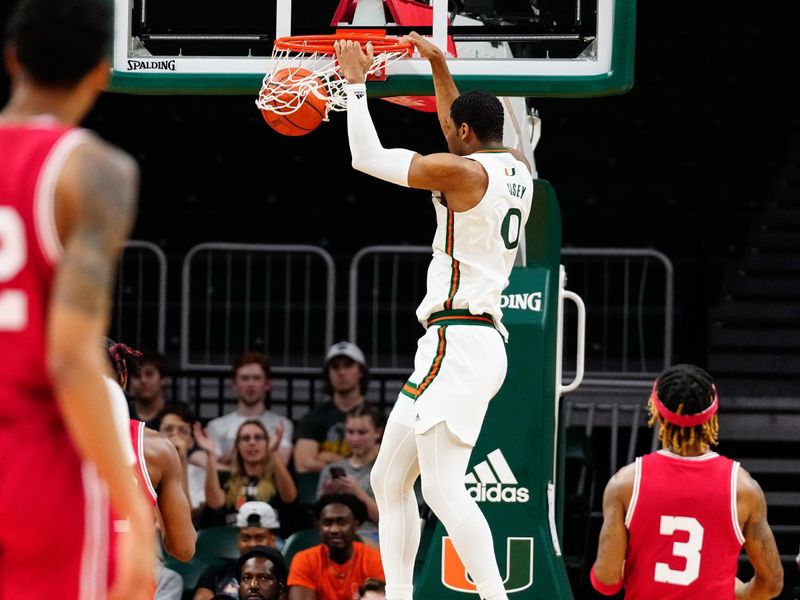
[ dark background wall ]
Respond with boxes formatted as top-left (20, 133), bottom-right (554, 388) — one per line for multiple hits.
top-left (2, 1), bottom-right (799, 596)
top-left (2, 1), bottom-right (797, 366)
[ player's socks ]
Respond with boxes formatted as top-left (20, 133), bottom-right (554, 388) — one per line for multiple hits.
top-left (385, 583), bottom-right (414, 600)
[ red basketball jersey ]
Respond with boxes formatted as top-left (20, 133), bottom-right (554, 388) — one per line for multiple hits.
top-left (130, 419), bottom-right (159, 506)
top-left (624, 450), bottom-right (745, 599)
top-left (0, 120), bottom-right (91, 423)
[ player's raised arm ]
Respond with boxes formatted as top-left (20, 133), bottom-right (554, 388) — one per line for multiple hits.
top-left (403, 31), bottom-right (460, 139)
top-left (334, 40), bottom-right (486, 211)
top-left (47, 139), bottom-right (155, 599)
top-left (735, 469), bottom-right (783, 600)
top-left (335, 39), bottom-right (418, 189)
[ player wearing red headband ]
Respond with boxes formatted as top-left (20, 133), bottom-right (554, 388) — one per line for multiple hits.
top-left (591, 364), bottom-right (783, 600)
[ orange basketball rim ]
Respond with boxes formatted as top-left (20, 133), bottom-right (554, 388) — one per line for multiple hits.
top-left (255, 30), bottom-right (412, 122)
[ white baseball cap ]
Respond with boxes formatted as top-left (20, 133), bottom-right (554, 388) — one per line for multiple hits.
top-left (325, 341), bottom-right (366, 367)
top-left (236, 501), bottom-right (280, 530)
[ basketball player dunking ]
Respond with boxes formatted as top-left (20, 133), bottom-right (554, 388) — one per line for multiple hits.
top-left (335, 34), bottom-right (534, 600)
top-left (0, 0), bottom-right (154, 597)
top-left (592, 365), bottom-right (784, 600)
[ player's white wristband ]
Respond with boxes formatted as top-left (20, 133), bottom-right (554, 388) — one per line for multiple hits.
top-left (346, 83), bottom-right (415, 188)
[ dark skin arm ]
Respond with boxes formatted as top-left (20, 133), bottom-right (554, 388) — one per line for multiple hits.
top-left (403, 32), bottom-right (459, 139)
top-left (143, 430), bottom-right (197, 562)
top-left (735, 469), bottom-right (783, 599)
top-left (333, 38), bottom-right (489, 213)
top-left (592, 463), bottom-right (634, 586)
top-left (403, 32), bottom-right (532, 188)
top-left (48, 139), bottom-right (154, 599)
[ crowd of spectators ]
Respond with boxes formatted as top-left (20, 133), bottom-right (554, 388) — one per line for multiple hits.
top-left (127, 341), bottom-right (393, 600)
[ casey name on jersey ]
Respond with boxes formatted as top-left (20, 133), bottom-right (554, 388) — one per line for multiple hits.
top-left (507, 183), bottom-right (527, 199)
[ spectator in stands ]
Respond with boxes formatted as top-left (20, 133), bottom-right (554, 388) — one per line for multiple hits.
top-left (358, 579), bottom-right (386, 600)
top-left (155, 401), bottom-right (208, 521)
top-left (236, 545), bottom-right (288, 600)
top-left (287, 494), bottom-right (384, 600)
top-left (198, 419), bottom-right (298, 531)
top-left (193, 502), bottom-right (282, 600)
top-left (592, 364), bottom-right (783, 599)
top-left (129, 350), bottom-right (170, 428)
top-left (316, 404), bottom-right (384, 547)
top-left (207, 352), bottom-right (294, 466)
top-left (294, 342), bottom-right (369, 474)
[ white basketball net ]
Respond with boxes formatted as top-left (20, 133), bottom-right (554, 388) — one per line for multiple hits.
top-left (255, 44), bottom-right (409, 120)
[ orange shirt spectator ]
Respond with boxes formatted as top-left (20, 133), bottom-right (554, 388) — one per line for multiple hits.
top-left (288, 541), bottom-right (384, 600)
top-left (288, 494), bottom-right (384, 600)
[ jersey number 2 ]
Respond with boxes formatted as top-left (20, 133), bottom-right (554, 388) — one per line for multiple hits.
top-left (654, 515), bottom-right (704, 586)
top-left (0, 207), bottom-right (28, 331)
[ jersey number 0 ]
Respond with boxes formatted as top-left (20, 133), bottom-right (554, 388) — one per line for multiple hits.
top-left (501, 208), bottom-right (522, 250)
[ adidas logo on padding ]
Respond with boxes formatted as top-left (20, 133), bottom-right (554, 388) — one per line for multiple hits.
top-left (465, 449), bottom-right (530, 503)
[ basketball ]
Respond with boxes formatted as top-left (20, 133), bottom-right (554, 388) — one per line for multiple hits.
top-left (260, 68), bottom-right (327, 136)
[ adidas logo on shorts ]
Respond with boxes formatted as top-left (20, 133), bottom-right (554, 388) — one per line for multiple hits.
top-left (464, 449), bottom-right (530, 503)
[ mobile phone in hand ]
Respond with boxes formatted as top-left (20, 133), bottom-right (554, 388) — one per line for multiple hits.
top-left (330, 466), bottom-right (346, 479)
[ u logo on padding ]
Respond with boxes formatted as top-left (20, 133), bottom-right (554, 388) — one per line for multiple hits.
top-left (441, 536), bottom-right (534, 593)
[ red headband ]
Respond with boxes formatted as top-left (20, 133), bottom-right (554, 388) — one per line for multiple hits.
top-left (651, 381), bottom-right (718, 428)
top-left (109, 343), bottom-right (142, 377)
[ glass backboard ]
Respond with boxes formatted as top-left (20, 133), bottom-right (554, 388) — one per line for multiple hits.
top-left (108, 0), bottom-right (635, 97)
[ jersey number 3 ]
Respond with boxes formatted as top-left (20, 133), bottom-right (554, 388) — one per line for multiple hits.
top-left (654, 515), bottom-right (704, 586)
top-left (0, 207), bottom-right (28, 331)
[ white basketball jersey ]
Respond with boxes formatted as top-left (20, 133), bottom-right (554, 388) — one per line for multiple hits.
top-left (415, 150), bottom-right (534, 340)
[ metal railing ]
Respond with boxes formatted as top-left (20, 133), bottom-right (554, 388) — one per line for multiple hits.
top-left (564, 399), bottom-right (659, 477)
top-left (110, 240), bottom-right (167, 353)
top-left (561, 248), bottom-right (673, 387)
top-left (348, 245), bottom-right (431, 372)
top-left (349, 246), bottom-right (673, 381)
top-left (180, 243), bottom-right (335, 372)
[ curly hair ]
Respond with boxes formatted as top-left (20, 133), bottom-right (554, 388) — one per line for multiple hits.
top-left (647, 364), bottom-right (719, 453)
top-left (449, 90), bottom-right (504, 143)
top-left (313, 493), bottom-right (369, 525)
top-left (104, 337), bottom-right (142, 385)
top-left (235, 545), bottom-right (288, 589)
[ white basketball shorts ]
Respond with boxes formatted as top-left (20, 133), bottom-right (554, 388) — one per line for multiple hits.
top-left (388, 310), bottom-right (507, 446)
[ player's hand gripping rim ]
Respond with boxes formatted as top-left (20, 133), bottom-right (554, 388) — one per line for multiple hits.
top-left (333, 39), bottom-right (374, 85)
